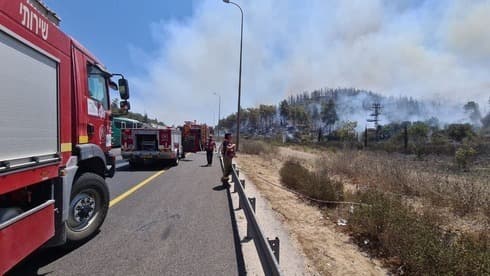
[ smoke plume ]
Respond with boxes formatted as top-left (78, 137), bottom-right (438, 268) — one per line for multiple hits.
top-left (129, 0), bottom-right (490, 126)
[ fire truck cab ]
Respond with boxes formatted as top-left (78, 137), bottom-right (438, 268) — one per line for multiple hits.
top-left (0, 0), bottom-right (130, 273)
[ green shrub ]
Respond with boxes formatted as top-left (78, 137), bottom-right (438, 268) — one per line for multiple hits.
top-left (447, 123), bottom-right (476, 142)
top-left (455, 145), bottom-right (476, 170)
top-left (279, 159), bottom-right (344, 202)
top-left (409, 122), bottom-right (429, 157)
top-left (307, 169), bottom-right (344, 202)
top-left (279, 159), bottom-right (309, 191)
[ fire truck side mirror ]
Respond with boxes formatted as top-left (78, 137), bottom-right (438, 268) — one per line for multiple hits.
top-left (118, 78), bottom-right (130, 100)
top-left (120, 100), bottom-right (131, 113)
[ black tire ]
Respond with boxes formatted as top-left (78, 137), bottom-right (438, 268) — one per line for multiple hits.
top-left (129, 160), bottom-right (143, 169)
top-left (65, 172), bottom-right (109, 242)
top-left (0, 207), bottom-right (23, 223)
top-left (172, 152), bottom-right (179, 166)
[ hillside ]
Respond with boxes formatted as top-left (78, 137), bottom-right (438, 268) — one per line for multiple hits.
top-left (219, 88), bottom-right (489, 135)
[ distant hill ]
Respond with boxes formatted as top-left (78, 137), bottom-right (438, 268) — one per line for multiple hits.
top-left (285, 88), bottom-right (477, 129)
top-left (219, 88), bottom-right (487, 134)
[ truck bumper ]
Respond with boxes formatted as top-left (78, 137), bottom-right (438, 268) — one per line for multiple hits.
top-left (121, 151), bottom-right (176, 161)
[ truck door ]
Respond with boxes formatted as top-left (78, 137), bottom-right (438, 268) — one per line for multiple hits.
top-left (73, 47), bottom-right (111, 151)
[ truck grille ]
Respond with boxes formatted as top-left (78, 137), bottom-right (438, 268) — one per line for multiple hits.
top-left (136, 134), bottom-right (157, 151)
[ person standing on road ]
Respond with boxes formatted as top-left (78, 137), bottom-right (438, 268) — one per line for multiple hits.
top-left (221, 133), bottom-right (236, 186)
top-left (205, 134), bottom-right (216, 166)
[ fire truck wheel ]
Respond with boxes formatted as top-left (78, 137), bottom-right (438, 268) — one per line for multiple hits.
top-left (129, 160), bottom-right (140, 168)
top-left (66, 172), bottom-right (109, 242)
top-left (172, 152), bottom-right (179, 166)
top-left (0, 207), bottom-right (23, 223)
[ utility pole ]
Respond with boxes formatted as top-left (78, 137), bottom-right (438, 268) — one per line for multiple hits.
top-left (364, 126), bottom-right (368, 147)
top-left (213, 92), bottom-right (221, 138)
top-left (223, 0), bottom-right (243, 151)
top-left (367, 103), bottom-right (382, 141)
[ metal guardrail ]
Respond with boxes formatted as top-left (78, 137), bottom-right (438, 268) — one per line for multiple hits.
top-left (220, 156), bottom-right (282, 276)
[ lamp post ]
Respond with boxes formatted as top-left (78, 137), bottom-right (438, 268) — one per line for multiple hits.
top-left (222, 0), bottom-right (243, 151)
top-left (213, 92), bottom-right (221, 138)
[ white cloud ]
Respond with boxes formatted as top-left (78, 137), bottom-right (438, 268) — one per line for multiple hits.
top-left (129, 0), bottom-right (490, 126)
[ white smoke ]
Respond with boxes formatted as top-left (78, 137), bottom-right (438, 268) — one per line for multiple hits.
top-left (129, 0), bottom-right (490, 126)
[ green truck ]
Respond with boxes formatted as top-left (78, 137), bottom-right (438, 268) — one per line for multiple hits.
top-left (111, 117), bottom-right (142, 147)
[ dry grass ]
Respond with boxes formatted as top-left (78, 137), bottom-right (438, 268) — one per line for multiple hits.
top-left (236, 153), bottom-right (387, 276)
top-left (315, 149), bottom-right (490, 274)
top-left (239, 139), bottom-right (278, 155)
top-left (348, 190), bottom-right (490, 275)
top-left (321, 150), bottom-right (490, 219)
top-left (280, 147), bottom-right (490, 274)
top-left (238, 143), bottom-right (490, 275)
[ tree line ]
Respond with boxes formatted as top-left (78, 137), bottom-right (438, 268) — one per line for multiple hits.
top-left (111, 98), bottom-right (166, 126)
top-left (217, 88), bottom-right (490, 139)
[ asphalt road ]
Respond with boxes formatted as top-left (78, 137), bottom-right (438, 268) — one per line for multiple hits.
top-left (8, 152), bottom-right (241, 276)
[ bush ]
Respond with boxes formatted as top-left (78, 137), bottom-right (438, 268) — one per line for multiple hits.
top-left (279, 159), bottom-right (309, 191)
top-left (447, 123), bottom-right (475, 142)
top-left (409, 122), bottom-right (429, 158)
top-left (455, 145), bottom-right (476, 170)
top-left (308, 169), bottom-right (344, 202)
top-left (349, 190), bottom-right (490, 275)
top-left (279, 159), bottom-right (344, 202)
top-left (240, 139), bottom-right (277, 155)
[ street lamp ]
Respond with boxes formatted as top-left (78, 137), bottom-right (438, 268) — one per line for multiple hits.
top-left (222, 0), bottom-right (243, 151)
top-left (213, 92), bottom-right (221, 138)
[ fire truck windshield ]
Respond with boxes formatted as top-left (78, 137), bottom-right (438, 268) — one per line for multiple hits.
top-left (87, 65), bottom-right (109, 110)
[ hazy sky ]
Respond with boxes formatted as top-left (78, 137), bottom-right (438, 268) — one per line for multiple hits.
top-left (45, 0), bottom-right (490, 125)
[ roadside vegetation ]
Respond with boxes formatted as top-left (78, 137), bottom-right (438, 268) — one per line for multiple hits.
top-left (322, 150), bottom-right (489, 274)
top-left (239, 137), bottom-right (490, 275)
top-left (349, 190), bottom-right (489, 275)
top-left (323, 150), bottom-right (489, 218)
top-left (226, 91), bottom-right (490, 274)
top-left (279, 159), bottom-right (344, 203)
top-left (239, 139), bottom-right (277, 155)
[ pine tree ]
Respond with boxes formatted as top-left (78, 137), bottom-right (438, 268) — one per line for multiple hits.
top-left (321, 99), bottom-right (338, 133)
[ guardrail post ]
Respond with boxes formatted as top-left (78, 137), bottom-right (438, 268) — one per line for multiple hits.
top-left (240, 179), bottom-right (245, 189)
top-left (248, 197), bottom-right (256, 213)
top-left (236, 169), bottom-right (239, 177)
top-left (246, 221), bottom-right (253, 239)
top-left (268, 237), bottom-right (280, 263)
top-left (232, 163), bottom-right (236, 170)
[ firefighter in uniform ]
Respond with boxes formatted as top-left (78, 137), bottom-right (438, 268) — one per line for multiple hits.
top-left (221, 133), bottom-right (236, 186)
top-left (205, 134), bottom-right (216, 166)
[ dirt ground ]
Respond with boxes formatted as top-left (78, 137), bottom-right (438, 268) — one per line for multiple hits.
top-left (235, 148), bottom-right (387, 276)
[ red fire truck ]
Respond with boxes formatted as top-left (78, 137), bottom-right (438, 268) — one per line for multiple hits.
top-left (121, 127), bottom-right (182, 167)
top-left (0, 0), bottom-right (130, 273)
top-left (180, 122), bottom-right (210, 157)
